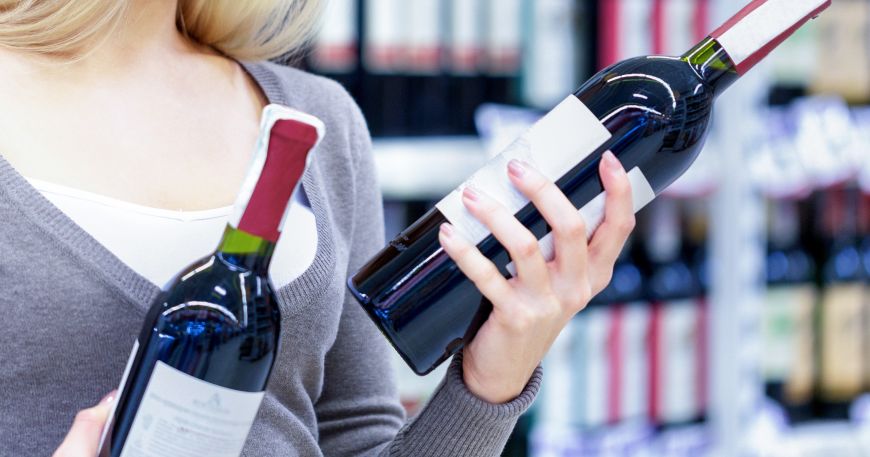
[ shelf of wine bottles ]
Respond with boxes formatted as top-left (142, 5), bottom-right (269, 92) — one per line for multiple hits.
top-left (303, 1), bottom-right (870, 456)
top-left (303, 0), bottom-right (595, 137)
top-left (529, 196), bottom-right (713, 456)
top-left (743, 186), bottom-right (870, 457)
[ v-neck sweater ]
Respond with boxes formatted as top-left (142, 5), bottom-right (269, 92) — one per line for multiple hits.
top-left (0, 60), bottom-right (541, 457)
top-left (25, 176), bottom-right (317, 288)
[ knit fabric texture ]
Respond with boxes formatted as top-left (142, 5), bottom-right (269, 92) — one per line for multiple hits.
top-left (0, 60), bottom-right (541, 457)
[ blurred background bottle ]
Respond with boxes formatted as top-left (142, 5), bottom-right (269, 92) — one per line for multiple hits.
top-left (816, 187), bottom-right (866, 419)
top-left (761, 199), bottom-right (817, 423)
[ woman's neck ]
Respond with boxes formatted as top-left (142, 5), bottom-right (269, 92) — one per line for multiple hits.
top-left (0, 0), bottom-right (268, 211)
top-left (0, 0), bottom-right (213, 82)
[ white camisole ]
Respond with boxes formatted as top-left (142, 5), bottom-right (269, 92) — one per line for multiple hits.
top-left (26, 177), bottom-right (318, 288)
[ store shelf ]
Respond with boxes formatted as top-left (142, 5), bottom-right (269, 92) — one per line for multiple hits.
top-left (372, 136), bottom-right (488, 200)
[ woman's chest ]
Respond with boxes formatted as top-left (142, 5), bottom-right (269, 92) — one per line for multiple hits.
top-left (27, 177), bottom-right (319, 288)
top-left (0, 92), bottom-right (263, 211)
top-left (0, 183), bottom-right (346, 406)
top-left (0, 156), bottom-right (348, 403)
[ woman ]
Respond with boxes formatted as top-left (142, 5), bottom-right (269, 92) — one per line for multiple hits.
top-left (0, 1), bottom-right (636, 455)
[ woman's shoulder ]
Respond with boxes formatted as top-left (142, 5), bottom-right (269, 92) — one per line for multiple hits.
top-left (242, 61), bottom-right (368, 150)
top-left (242, 61), bottom-right (376, 227)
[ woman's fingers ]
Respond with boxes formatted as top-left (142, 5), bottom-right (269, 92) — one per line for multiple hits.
top-left (588, 151), bottom-right (636, 292)
top-left (460, 187), bottom-right (549, 286)
top-left (53, 392), bottom-right (115, 457)
top-left (442, 154), bottom-right (635, 310)
top-left (506, 159), bottom-right (589, 279)
top-left (439, 223), bottom-right (513, 304)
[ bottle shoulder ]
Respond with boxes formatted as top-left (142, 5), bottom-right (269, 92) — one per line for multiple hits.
top-left (766, 247), bottom-right (816, 284)
top-left (646, 259), bottom-right (701, 301)
top-left (822, 242), bottom-right (865, 283)
top-left (577, 56), bottom-right (712, 118)
top-left (152, 255), bottom-right (279, 326)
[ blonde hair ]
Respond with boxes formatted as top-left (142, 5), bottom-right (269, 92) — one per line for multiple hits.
top-left (0, 0), bottom-right (323, 61)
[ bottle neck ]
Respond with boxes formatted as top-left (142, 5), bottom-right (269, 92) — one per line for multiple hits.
top-left (214, 107), bottom-right (322, 271)
top-left (684, 0), bottom-right (831, 97)
top-left (217, 225), bottom-right (277, 271)
top-left (681, 38), bottom-right (739, 99)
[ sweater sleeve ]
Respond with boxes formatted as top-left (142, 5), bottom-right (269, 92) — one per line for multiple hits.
top-left (314, 102), bottom-right (543, 457)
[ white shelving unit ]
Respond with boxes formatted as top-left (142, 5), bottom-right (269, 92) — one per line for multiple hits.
top-left (372, 136), bottom-right (488, 201)
top-left (706, 3), bottom-right (782, 455)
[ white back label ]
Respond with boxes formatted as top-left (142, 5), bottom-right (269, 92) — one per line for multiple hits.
top-left (119, 362), bottom-right (265, 457)
top-left (436, 96), bottom-right (612, 245)
top-left (506, 167), bottom-right (655, 277)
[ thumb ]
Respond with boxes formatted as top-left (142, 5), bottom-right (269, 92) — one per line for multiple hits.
top-left (53, 392), bottom-right (116, 457)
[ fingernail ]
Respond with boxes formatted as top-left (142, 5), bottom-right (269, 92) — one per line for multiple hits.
top-left (101, 390), bottom-right (117, 405)
top-left (507, 159), bottom-right (526, 179)
top-left (603, 151), bottom-right (624, 174)
top-left (463, 186), bottom-right (480, 202)
top-left (440, 223), bottom-right (454, 238)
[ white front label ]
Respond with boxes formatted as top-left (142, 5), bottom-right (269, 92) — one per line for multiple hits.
top-left (119, 362), bottom-right (265, 457)
top-left (506, 167), bottom-right (655, 277)
top-left (762, 287), bottom-right (800, 381)
top-left (620, 303), bottom-right (651, 420)
top-left (436, 96), bottom-right (612, 245)
top-left (540, 321), bottom-right (574, 426)
top-left (716, 0), bottom-right (826, 67)
top-left (316, 0), bottom-right (357, 48)
top-left (658, 299), bottom-right (700, 423)
top-left (581, 307), bottom-right (611, 428)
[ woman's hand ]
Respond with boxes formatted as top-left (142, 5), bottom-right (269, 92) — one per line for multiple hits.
top-left (53, 392), bottom-right (115, 457)
top-left (438, 151), bottom-right (636, 404)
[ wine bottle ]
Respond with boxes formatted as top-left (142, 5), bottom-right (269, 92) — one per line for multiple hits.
top-left (570, 299), bottom-right (612, 430)
top-left (404, 0), bottom-right (450, 136)
top-left (98, 106), bottom-right (324, 457)
top-left (361, 0), bottom-right (408, 136)
top-left (642, 199), bottom-right (703, 426)
top-left (482, 0), bottom-right (522, 105)
top-left (308, 0), bottom-right (358, 75)
top-left (447, 0), bottom-right (486, 135)
top-left (817, 188), bottom-right (866, 419)
top-left (349, 0), bottom-right (832, 375)
top-left (861, 193), bottom-right (870, 394)
top-left (761, 199), bottom-right (816, 422)
top-left (685, 198), bottom-right (710, 420)
top-left (521, 0), bottom-right (580, 109)
top-left (572, 239), bottom-right (649, 431)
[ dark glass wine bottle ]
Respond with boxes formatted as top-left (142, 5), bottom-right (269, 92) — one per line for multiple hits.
top-left (641, 199), bottom-right (704, 427)
top-left (350, 0), bottom-right (832, 375)
top-left (817, 188), bottom-right (866, 419)
top-left (571, 238), bottom-right (647, 427)
top-left (761, 199), bottom-right (816, 423)
top-left (861, 193), bottom-right (870, 395)
top-left (98, 106), bottom-right (323, 457)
